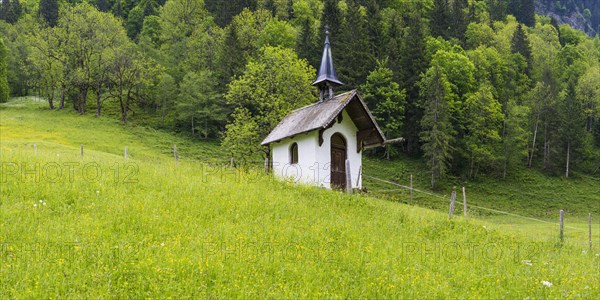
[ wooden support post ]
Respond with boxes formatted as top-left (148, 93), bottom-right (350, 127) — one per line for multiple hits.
top-left (560, 209), bottom-right (565, 244)
top-left (409, 175), bottom-right (413, 204)
top-left (589, 213), bottom-right (593, 250)
top-left (124, 146), bottom-right (128, 160)
top-left (80, 144), bottom-right (84, 158)
top-left (449, 189), bottom-right (456, 219)
top-left (356, 165), bottom-right (362, 187)
top-left (33, 143), bottom-right (37, 155)
top-left (462, 186), bottom-right (467, 219)
top-left (345, 159), bottom-right (352, 194)
top-left (173, 144), bottom-right (178, 162)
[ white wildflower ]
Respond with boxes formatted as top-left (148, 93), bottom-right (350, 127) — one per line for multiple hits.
top-left (541, 280), bottom-right (553, 288)
top-left (43, 202), bottom-right (46, 206)
top-left (522, 260), bottom-right (532, 266)
top-left (161, 243), bottom-right (165, 247)
top-left (33, 204), bottom-right (37, 207)
top-left (39, 200), bottom-right (43, 203)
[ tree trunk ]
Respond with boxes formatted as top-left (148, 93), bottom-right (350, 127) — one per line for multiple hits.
top-left (59, 83), bottom-right (65, 110)
top-left (543, 121), bottom-right (550, 169)
top-left (47, 85), bottom-right (55, 110)
top-left (204, 118), bottom-right (208, 139)
top-left (191, 116), bottom-right (195, 135)
top-left (161, 100), bottom-right (166, 128)
top-left (78, 87), bottom-right (88, 115)
top-left (95, 82), bottom-right (102, 117)
top-left (528, 118), bottom-right (539, 168)
top-left (565, 141), bottom-right (570, 178)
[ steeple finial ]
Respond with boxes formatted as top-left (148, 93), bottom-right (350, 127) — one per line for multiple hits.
top-left (313, 25), bottom-right (342, 102)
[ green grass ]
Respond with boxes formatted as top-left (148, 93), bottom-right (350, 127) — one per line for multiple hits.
top-left (1, 98), bottom-right (599, 298)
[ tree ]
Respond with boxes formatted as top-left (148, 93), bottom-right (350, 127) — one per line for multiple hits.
top-left (155, 73), bottom-right (177, 128)
top-left (576, 66), bottom-right (600, 134)
top-left (511, 24), bottom-right (532, 77)
top-left (361, 64), bottom-right (406, 159)
top-left (107, 43), bottom-right (161, 123)
top-left (462, 84), bottom-right (504, 178)
top-left (223, 46), bottom-right (315, 163)
top-left (0, 38), bottom-right (8, 103)
top-left (400, 6), bottom-right (428, 154)
top-left (256, 18), bottom-right (297, 49)
top-left (419, 64), bottom-right (455, 189)
top-left (221, 107), bottom-right (263, 165)
top-left (176, 70), bottom-right (226, 138)
top-left (337, 0), bottom-right (371, 89)
top-left (430, 0), bottom-right (450, 39)
top-left (205, 0), bottom-right (256, 27)
top-left (38, 0), bottom-right (59, 27)
top-left (0, 0), bottom-right (21, 24)
top-left (321, 0), bottom-right (341, 39)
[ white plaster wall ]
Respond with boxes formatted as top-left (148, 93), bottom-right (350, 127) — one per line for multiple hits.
top-left (271, 108), bottom-right (362, 189)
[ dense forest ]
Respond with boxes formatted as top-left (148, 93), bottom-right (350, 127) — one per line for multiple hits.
top-left (0, 0), bottom-right (599, 187)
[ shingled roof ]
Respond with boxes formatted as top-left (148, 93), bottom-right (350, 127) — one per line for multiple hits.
top-left (261, 90), bottom-right (386, 147)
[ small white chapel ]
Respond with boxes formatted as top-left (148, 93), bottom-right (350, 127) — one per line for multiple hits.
top-left (261, 28), bottom-right (388, 191)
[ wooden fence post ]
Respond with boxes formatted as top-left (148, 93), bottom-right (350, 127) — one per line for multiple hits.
top-left (124, 146), bottom-right (128, 160)
top-left (173, 144), bottom-right (178, 162)
top-left (80, 144), bottom-right (84, 159)
top-left (589, 213), bottom-right (593, 250)
top-left (264, 157), bottom-right (269, 173)
top-left (345, 159), bottom-right (352, 194)
top-left (230, 157), bottom-right (234, 169)
top-left (560, 209), bottom-right (565, 244)
top-left (449, 189), bottom-right (456, 219)
top-left (409, 175), bottom-right (413, 204)
top-left (462, 186), bottom-right (467, 219)
top-left (33, 143), bottom-right (37, 155)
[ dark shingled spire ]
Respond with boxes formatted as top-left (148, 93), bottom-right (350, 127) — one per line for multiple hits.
top-left (313, 25), bottom-right (343, 101)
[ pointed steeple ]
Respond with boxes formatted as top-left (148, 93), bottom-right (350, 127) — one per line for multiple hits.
top-left (313, 25), bottom-right (343, 102)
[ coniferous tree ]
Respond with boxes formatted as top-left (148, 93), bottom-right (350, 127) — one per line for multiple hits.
top-left (401, 7), bottom-right (428, 153)
top-left (321, 0), bottom-right (341, 40)
top-left (520, 0), bottom-right (536, 27)
top-left (450, 0), bottom-right (468, 42)
top-left (366, 0), bottom-right (383, 61)
top-left (38, 0), bottom-right (59, 27)
top-left (0, 0), bottom-right (21, 24)
top-left (419, 64), bottom-right (454, 189)
top-left (296, 17), bottom-right (319, 68)
top-left (205, 0), bottom-right (257, 27)
top-left (430, 0), bottom-right (450, 39)
top-left (337, 0), bottom-right (371, 89)
top-left (511, 24), bottom-right (532, 77)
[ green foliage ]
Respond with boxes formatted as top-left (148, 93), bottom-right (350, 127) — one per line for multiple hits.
top-left (0, 0), bottom-right (22, 24)
top-left (361, 64), bottom-right (406, 159)
top-left (176, 70), bottom-right (226, 138)
top-left (221, 107), bottom-right (263, 164)
top-left (419, 64), bottom-right (455, 189)
top-left (256, 18), bottom-right (297, 49)
top-left (224, 46), bottom-right (315, 162)
top-left (38, 0), bottom-right (58, 27)
top-left (462, 84), bottom-right (504, 177)
top-left (2, 99), bottom-right (599, 297)
top-left (0, 37), bottom-right (8, 102)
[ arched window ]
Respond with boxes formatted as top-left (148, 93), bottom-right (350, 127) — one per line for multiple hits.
top-left (290, 143), bottom-right (299, 164)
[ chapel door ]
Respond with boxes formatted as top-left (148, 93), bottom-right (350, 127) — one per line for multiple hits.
top-left (330, 133), bottom-right (347, 190)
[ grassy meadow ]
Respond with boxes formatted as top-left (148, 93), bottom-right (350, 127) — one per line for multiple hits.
top-left (1, 98), bottom-right (599, 298)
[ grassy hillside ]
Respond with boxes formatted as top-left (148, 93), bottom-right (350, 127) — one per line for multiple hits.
top-left (1, 98), bottom-right (599, 298)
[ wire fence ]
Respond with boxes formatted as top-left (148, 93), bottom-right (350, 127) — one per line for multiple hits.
top-left (363, 174), bottom-right (599, 249)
